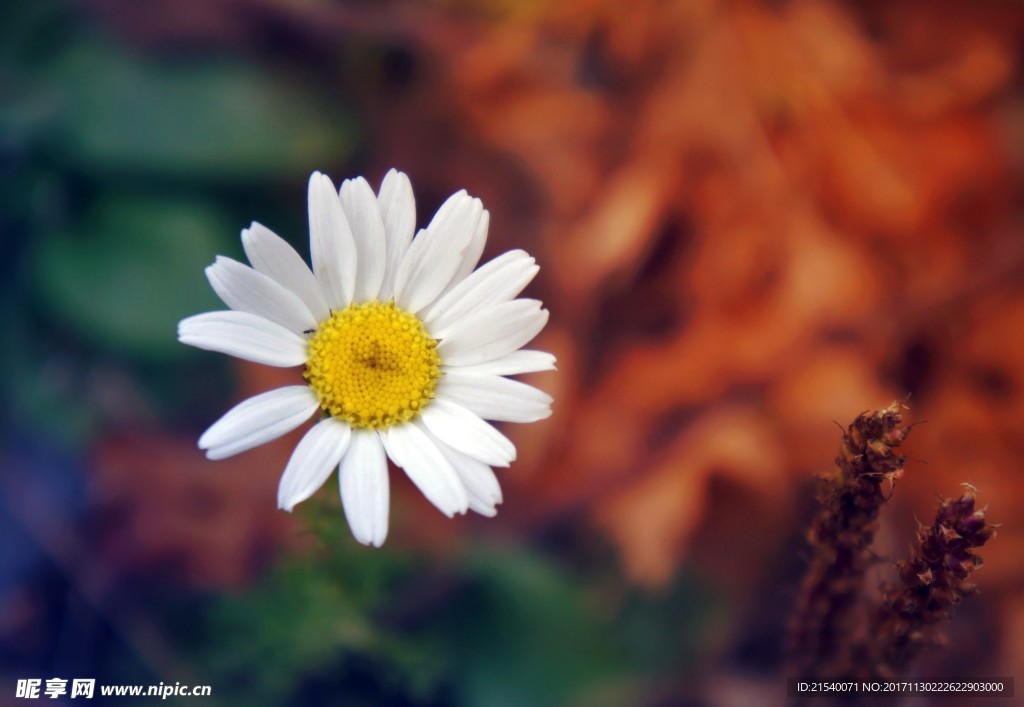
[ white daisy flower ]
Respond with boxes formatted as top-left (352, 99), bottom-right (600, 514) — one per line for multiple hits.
top-left (178, 170), bottom-right (554, 546)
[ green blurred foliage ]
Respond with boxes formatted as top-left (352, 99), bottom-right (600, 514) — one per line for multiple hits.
top-left (192, 506), bottom-right (721, 707)
top-left (0, 297), bottom-right (100, 445)
top-left (1, 0), bottom-right (357, 433)
top-left (442, 546), bottom-right (628, 707)
top-left (30, 193), bottom-right (227, 356)
top-left (4, 0), bottom-right (356, 350)
top-left (205, 515), bottom-right (447, 706)
top-left (3, 0), bottom-right (356, 182)
top-left (41, 40), bottom-right (357, 181)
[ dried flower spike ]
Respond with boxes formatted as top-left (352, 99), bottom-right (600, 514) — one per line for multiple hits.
top-left (857, 485), bottom-right (996, 677)
top-left (788, 401), bottom-right (911, 677)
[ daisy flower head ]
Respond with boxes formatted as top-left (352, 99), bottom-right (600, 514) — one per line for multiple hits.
top-left (178, 170), bottom-right (554, 546)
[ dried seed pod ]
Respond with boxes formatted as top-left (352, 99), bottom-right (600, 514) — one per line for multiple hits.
top-left (788, 401), bottom-right (911, 677)
top-left (856, 485), bottom-right (996, 678)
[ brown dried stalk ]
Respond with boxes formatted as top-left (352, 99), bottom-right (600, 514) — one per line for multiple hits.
top-left (850, 486), bottom-right (996, 678)
top-left (788, 401), bottom-right (910, 677)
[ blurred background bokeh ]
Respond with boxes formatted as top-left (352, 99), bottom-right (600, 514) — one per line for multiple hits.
top-left (2, 0), bottom-right (1023, 704)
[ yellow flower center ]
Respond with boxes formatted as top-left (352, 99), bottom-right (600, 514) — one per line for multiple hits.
top-left (304, 301), bottom-right (441, 430)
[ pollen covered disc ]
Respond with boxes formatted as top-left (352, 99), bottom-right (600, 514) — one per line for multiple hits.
top-left (305, 301), bottom-right (441, 430)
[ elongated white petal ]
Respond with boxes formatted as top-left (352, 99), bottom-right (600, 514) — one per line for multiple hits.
top-left (339, 177), bottom-right (386, 302)
top-left (393, 191), bottom-right (482, 314)
top-left (277, 417), bottom-right (351, 511)
top-left (447, 208), bottom-right (489, 292)
top-left (468, 497), bottom-right (498, 517)
top-left (436, 372), bottom-right (553, 423)
top-left (419, 399), bottom-right (515, 467)
top-left (199, 386), bottom-right (319, 460)
top-left (423, 428), bottom-right (502, 505)
top-left (178, 311), bottom-right (308, 367)
top-left (421, 427), bottom-right (502, 516)
top-left (309, 172), bottom-right (356, 308)
top-left (241, 222), bottom-right (330, 322)
top-left (206, 256), bottom-right (317, 333)
top-left (424, 249), bottom-right (538, 333)
top-left (339, 429), bottom-right (390, 546)
top-left (451, 350), bottom-right (557, 377)
top-left (435, 299), bottom-right (548, 367)
top-left (377, 169), bottom-right (416, 299)
top-left (381, 421), bottom-right (468, 517)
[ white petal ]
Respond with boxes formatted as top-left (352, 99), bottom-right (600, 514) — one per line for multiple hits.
top-left (339, 177), bottom-right (386, 302)
top-left (436, 371), bottom-right (553, 423)
top-left (447, 208), bottom-right (489, 291)
top-left (420, 427), bottom-right (502, 516)
top-left (277, 417), bottom-right (351, 511)
top-left (199, 386), bottom-right (319, 460)
top-left (178, 311), bottom-right (308, 367)
top-left (435, 299), bottom-right (548, 367)
top-left (468, 498), bottom-right (498, 517)
top-left (339, 429), bottom-right (390, 546)
top-left (424, 249), bottom-right (538, 333)
top-left (393, 191), bottom-right (483, 314)
top-left (308, 171), bottom-right (356, 308)
top-left (377, 169), bottom-right (416, 299)
top-left (241, 222), bottom-right (330, 321)
top-left (423, 429), bottom-right (502, 505)
top-left (419, 399), bottom-right (515, 467)
top-left (206, 256), bottom-right (317, 333)
top-left (452, 350), bottom-right (557, 376)
top-left (381, 421), bottom-right (468, 517)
